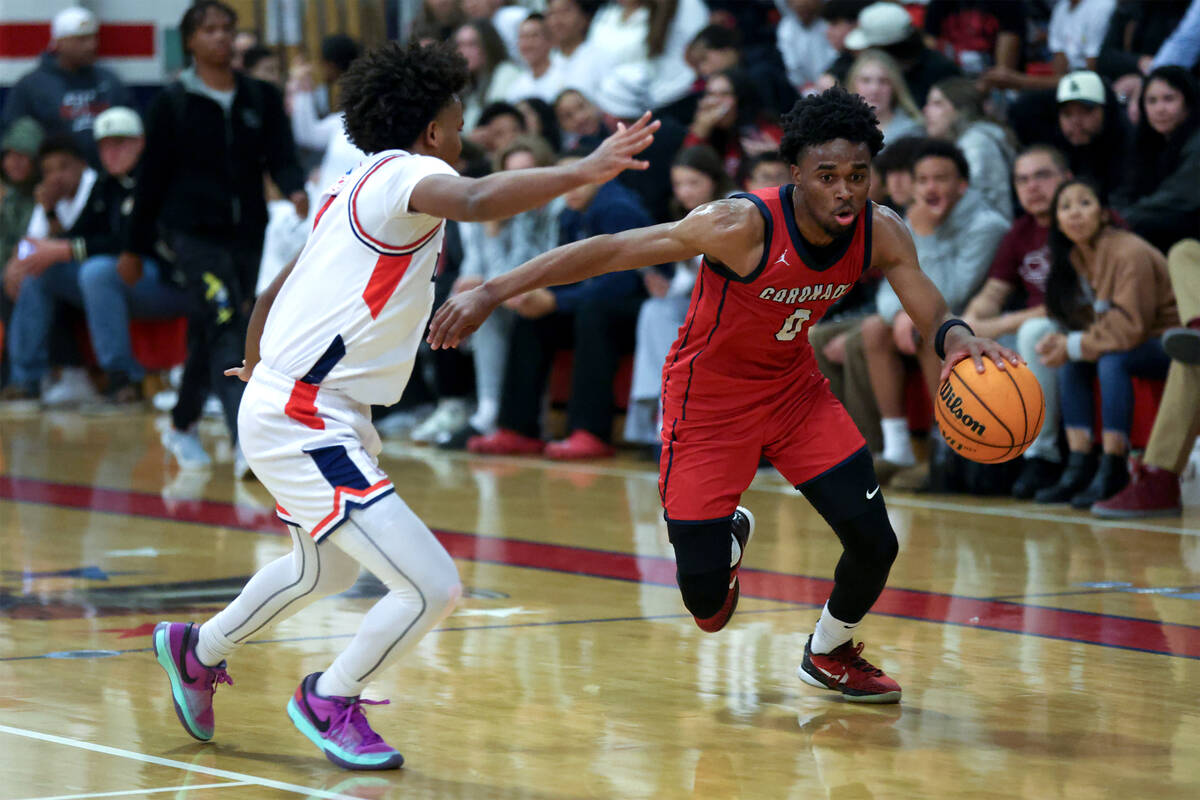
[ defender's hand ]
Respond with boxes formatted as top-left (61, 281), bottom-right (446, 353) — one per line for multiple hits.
top-left (575, 112), bottom-right (659, 184)
top-left (428, 284), bottom-right (500, 349)
top-left (940, 328), bottom-right (1022, 384)
top-left (224, 359), bottom-right (256, 382)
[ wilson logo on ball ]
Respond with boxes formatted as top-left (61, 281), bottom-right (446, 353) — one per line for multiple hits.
top-left (938, 382), bottom-right (986, 436)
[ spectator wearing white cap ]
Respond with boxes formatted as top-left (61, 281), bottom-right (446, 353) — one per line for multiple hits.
top-left (1049, 71), bottom-right (1130, 198)
top-left (841, 1), bottom-right (959, 106)
top-left (1, 7), bottom-right (131, 166)
top-left (980, 0), bottom-right (1117, 93)
top-left (2, 108), bottom-right (191, 406)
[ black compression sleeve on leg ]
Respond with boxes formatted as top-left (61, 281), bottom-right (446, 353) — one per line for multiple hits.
top-left (668, 517), bottom-right (734, 619)
top-left (797, 448), bottom-right (899, 622)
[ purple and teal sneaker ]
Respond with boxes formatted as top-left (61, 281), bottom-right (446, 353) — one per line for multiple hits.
top-left (287, 672), bottom-right (404, 770)
top-left (152, 622), bottom-right (233, 741)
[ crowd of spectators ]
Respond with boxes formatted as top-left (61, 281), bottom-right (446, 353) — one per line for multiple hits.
top-left (2, 0), bottom-right (1199, 520)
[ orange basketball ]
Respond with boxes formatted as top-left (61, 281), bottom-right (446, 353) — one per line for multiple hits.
top-left (935, 358), bottom-right (1044, 464)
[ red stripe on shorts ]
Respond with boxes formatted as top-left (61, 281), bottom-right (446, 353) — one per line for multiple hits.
top-left (284, 380), bottom-right (324, 430)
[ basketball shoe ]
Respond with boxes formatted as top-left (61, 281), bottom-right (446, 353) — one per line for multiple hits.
top-left (693, 506), bottom-right (755, 633)
top-left (287, 672), bottom-right (404, 770)
top-left (797, 636), bottom-right (901, 703)
top-left (152, 622), bottom-right (233, 741)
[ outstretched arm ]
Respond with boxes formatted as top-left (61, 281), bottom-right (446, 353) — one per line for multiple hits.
top-left (224, 258), bottom-right (298, 382)
top-left (871, 206), bottom-right (1020, 382)
top-left (428, 199), bottom-right (761, 348)
top-left (409, 113), bottom-right (659, 222)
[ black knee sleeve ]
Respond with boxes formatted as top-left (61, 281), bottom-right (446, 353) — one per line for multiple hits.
top-left (798, 448), bottom-right (899, 621)
top-left (668, 517), bottom-right (734, 619)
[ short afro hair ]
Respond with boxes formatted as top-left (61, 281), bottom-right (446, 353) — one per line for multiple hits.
top-left (339, 40), bottom-right (468, 155)
top-left (912, 138), bottom-right (970, 182)
top-left (779, 87), bottom-right (884, 166)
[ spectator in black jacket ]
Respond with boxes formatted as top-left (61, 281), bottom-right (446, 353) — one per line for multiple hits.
top-left (3, 135), bottom-right (102, 400)
top-left (1113, 66), bottom-right (1200, 253)
top-left (118, 1), bottom-right (305, 474)
top-left (1010, 71), bottom-right (1130, 200)
top-left (1, 111), bottom-right (193, 405)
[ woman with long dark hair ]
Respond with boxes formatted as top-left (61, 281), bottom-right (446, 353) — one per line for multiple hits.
top-left (1033, 178), bottom-right (1178, 508)
top-left (453, 19), bottom-right (521, 130)
top-left (1114, 66), bottom-right (1200, 253)
top-left (683, 67), bottom-right (783, 179)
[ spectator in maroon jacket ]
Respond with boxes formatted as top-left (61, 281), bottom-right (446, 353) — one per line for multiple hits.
top-left (961, 145), bottom-right (1073, 498)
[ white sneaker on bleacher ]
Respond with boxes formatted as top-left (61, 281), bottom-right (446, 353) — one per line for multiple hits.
top-left (42, 367), bottom-right (99, 407)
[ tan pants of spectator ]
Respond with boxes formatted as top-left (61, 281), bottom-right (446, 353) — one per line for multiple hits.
top-left (1145, 240), bottom-right (1200, 474)
top-left (809, 316), bottom-right (882, 454)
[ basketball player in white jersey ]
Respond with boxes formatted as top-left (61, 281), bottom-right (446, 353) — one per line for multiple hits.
top-left (151, 40), bottom-right (657, 770)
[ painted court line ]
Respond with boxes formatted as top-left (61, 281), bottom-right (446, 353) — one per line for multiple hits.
top-left (380, 444), bottom-right (1200, 537)
top-left (0, 725), bottom-right (354, 800)
top-left (15, 780), bottom-right (252, 800)
top-left (3, 476), bottom-right (1199, 659)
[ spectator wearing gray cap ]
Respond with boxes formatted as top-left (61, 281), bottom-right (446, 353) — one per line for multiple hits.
top-left (0, 7), bottom-right (131, 166)
top-left (841, 1), bottom-right (958, 106)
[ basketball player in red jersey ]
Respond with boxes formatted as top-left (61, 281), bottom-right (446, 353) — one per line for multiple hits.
top-left (429, 88), bottom-right (1019, 703)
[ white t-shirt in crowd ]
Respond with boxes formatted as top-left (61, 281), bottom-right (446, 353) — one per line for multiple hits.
top-left (777, 13), bottom-right (836, 89)
top-left (493, 5), bottom-right (531, 63)
top-left (1048, 0), bottom-right (1117, 70)
top-left (505, 52), bottom-right (568, 104)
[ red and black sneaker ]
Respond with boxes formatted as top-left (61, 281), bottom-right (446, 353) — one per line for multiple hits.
top-left (797, 636), bottom-right (901, 703)
top-left (693, 506), bottom-right (755, 633)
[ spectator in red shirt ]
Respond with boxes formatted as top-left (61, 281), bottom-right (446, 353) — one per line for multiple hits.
top-left (922, 0), bottom-right (1025, 76)
top-left (961, 145), bottom-right (1072, 497)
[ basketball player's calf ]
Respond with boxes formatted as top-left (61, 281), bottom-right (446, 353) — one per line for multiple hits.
top-left (796, 449), bottom-right (902, 702)
top-left (668, 506), bottom-right (755, 633)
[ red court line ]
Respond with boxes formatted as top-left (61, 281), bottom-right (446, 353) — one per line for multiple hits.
top-left (3, 475), bottom-right (1198, 659)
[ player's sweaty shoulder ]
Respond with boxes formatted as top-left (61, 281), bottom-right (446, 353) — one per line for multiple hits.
top-left (867, 203), bottom-right (916, 271)
top-left (677, 197), bottom-right (764, 270)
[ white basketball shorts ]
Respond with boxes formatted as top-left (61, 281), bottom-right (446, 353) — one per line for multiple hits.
top-left (238, 363), bottom-right (394, 541)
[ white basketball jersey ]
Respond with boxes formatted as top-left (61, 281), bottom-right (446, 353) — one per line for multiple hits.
top-left (259, 150), bottom-right (458, 406)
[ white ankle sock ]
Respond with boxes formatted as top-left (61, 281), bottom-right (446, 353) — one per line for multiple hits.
top-left (195, 621), bottom-right (236, 667)
top-left (316, 662), bottom-right (363, 699)
top-left (810, 603), bottom-right (859, 654)
top-left (880, 418), bottom-right (914, 465)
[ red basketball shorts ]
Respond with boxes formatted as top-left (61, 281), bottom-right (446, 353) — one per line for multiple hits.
top-left (658, 379), bottom-right (866, 521)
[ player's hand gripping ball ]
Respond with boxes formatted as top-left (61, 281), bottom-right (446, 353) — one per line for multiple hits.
top-left (935, 358), bottom-right (1044, 464)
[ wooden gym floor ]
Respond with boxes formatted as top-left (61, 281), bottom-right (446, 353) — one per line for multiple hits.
top-left (2, 409), bottom-right (1199, 799)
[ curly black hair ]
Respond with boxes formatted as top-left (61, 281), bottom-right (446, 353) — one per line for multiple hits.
top-left (339, 40), bottom-right (469, 155)
top-left (779, 87), bottom-right (884, 166)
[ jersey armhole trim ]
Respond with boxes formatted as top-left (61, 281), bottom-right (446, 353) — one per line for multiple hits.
top-left (702, 192), bottom-right (773, 284)
top-left (861, 200), bottom-right (874, 278)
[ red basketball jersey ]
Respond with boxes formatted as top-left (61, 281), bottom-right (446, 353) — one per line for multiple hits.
top-left (661, 186), bottom-right (874, 419)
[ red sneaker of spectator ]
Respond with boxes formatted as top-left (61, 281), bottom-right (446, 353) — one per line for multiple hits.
top-left (545, 430), bottom-right (615, 460)
top-left (1091, 463), bottom-right (1181, 518)
top-left (466, 429), bottom-right (545, 455)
